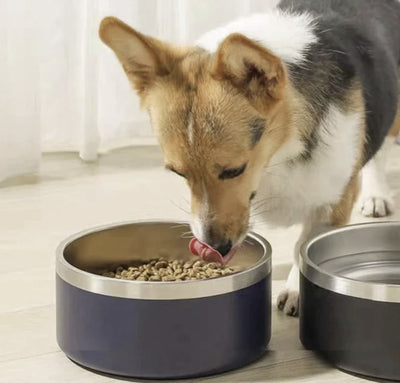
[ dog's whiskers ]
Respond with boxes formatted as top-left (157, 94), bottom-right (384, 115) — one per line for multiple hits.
top-left (180, 230), bottom-right (194, 239)
top-left (250, 210), bottom-right (273, 218)
top-left (263, 158), bottom-right (292, 171)
top-left (251, 195), bottom-right (281, 207)
top-left (264, 170), bottom-right (289, 180)
top-left (169, 199), bottom-right (190, 215)
top-left (169, 223), bottom-right (189, 229)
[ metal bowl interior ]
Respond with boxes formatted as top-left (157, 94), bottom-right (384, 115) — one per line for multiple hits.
top-left (300, 222), bottom-right (400, 302)
top-left (57, 220), bottom-right (271, 300)
top-left (63, 221), bottom-right (264, 272)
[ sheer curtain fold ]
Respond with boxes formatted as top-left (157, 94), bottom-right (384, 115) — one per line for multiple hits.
top-left (0, 0), bottom-right (278, 182)
top-left (0, 0), bottom-right (41, 181)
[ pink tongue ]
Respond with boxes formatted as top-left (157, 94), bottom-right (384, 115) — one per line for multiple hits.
top-left (189, 238), bottom-right (230, 265)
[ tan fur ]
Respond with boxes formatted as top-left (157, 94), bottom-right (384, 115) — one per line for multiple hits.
top-left (99, 17), bottom-right (189, 96)
top-left (388, 100), bottom-right (400, 137)
top-left (157, 74), bottom-right (293, 241)
top-left (330, 85), bottom-right (366, 226)
top-left (99, 17), bottom-right (381, 248)
top-left (330, 87), bottom-right (399, 227)
top-left (331, 173), bottom-right (361, 226)
top-left (212, 33), bottom-right (287, 109)
top-left (99, 17), bottom-right (294, 244)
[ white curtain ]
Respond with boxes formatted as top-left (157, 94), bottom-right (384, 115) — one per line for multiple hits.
top-left (0, 0), bottom-right (278, 183)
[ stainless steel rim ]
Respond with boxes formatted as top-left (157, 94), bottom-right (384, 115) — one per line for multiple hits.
top-left (56, 220), bottom-right (272, 300)
top-left (300, 222), bottom-right (400, 303)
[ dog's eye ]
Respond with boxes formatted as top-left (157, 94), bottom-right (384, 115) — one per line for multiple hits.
top-left (219, 164), bottom-right (247, 180)
top-left (166, 165), bottom-right (186, 178)
top-left (250, 192), bottom-right (257, 201)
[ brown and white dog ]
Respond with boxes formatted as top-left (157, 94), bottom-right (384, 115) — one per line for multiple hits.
top-left (99, 0), bottom-right (400, 316)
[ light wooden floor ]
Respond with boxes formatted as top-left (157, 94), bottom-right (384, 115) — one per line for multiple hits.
top-left (1, 144), bottom-right (399, 383)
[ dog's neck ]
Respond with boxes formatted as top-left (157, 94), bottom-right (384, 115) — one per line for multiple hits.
top-left (264, 82), bottom-right (311, 169)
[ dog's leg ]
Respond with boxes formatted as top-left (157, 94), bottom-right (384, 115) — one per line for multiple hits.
top-left (359, 137), bottom-right (394, 217)
top-left (360, 100), bottom-right (399, 217)
top-left (278, 172), bottom-right (361, 316)
top-left (277, 263), bottom-right (300, 316)
top-left (277, 208), bottom-right (330, 316)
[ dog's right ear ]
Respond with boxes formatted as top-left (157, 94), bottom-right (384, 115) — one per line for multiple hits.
top-left (99, 17), bottom-right (182, 96)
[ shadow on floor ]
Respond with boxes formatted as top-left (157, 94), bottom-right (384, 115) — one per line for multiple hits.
top-left (0, 146), bottom-right (164, 189)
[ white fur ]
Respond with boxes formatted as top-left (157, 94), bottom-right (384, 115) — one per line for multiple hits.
top-left (190, 181), bottom-right (209, 242)
top-left (277, 208), bottom-right (331, 315)
top-left (196, 10), bottom-right (317, 64)
top-left (187, 111), bottom-right (194, 146)
top-left (257, 104), bottom-right (362, 227)
top-left (359, 137), bottom-right (394, 217)
top-left (191, 215), bottom-right (205, 242)
top-left (263, 105), bottom-right (362, 315)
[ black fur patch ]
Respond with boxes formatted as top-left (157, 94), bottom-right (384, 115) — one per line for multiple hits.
top-left (298, 127), bottom-right (320, 161)
top-left (250, 118), bottom-right (266, 147)
top-left (279, 0), bottom-right (400, 164)
top-left (244, 61), bottom-right (266, 86)
top-left (219, 164), bottom-right (247, 180)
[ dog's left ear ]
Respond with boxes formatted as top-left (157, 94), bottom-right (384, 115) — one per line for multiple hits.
top-left (212, 33), bottom-right (287, 104)
top-left (99, 17), bottom-right (185, 97)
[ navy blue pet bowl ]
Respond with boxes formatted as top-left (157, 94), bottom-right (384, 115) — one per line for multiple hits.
top-left (56, 221), bottom-right (271, 379)
top-left (300, 222), bottom-right (400, 381)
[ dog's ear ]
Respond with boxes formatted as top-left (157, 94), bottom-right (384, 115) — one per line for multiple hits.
top-left (212, 33), bottom-right (287, 105)
top-left (99, 17), bottom-right (183, 96)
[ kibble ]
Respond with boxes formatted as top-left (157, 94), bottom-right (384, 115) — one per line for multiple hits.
top-left (101, 258), bottom-right (239, 282)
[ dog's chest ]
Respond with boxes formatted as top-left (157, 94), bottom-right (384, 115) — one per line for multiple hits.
top-left (256, 105), bottom-right (362, 225)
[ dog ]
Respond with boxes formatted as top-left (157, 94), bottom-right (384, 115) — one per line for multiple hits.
top-left (99, 0), bottom-right (400, 316)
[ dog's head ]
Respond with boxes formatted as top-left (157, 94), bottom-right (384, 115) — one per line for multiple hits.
top-left (99, 17), bottom-right (292, 258)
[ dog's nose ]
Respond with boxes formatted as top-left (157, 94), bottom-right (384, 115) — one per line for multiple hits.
top-left (213, 240), bottom-right (233, 257)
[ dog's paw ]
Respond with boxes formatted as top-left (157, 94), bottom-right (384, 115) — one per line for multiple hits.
top-left (277, 289), bottom-right (299, 317)
top-left (360, 196), bottom-right (393, 218)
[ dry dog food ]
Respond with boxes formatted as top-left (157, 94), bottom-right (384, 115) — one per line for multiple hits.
top-left (102, 258), bottom-right (239, 281)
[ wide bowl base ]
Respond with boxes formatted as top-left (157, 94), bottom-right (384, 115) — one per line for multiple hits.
top-left (67, 350), bottom-right (267, 381)
top-left (300, 275), bottom-right (400, 382)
